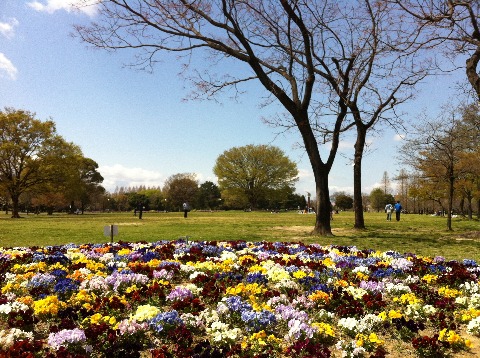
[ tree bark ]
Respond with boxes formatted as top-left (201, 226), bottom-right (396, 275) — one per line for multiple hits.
top-left (477, 198), bottom-right (480, 219)
top-left (296, 111), bottom-right (338, 236)
top-left (467, 195), bottom-right (473, 220)
top-left (353, 124), bottom-right (367, 229)
top-left (447, 170), bottom-right (454, 231)
top-left (311, 164), bottom-right (332, 236)
top-left (466, 47), bottom-right (480, 102)
top-left (11, 193), bottom-right (21, 218)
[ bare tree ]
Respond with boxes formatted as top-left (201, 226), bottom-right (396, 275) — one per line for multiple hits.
top-left (75, 0), bottom-right (429, 234)
top-left (75, 0), bottom-right (349, 235)
top-left (394, 168), bottom-right (409, 211)
top-left (287, 1), bottom-right (432, 229)
top-left (381, 171), bottom-right (391, 195)
top-left (391, 1), bottom-right (480, 100)
top-left (399, 105), bottom-right (473, 230)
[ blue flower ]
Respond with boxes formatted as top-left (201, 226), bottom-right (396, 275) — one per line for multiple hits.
top-left (463, 259), bottom-right (477, 267)
top-left (149, 310), bottom-right (183, 333)
top-left (225, 296), bottom-right (252, 312)
top-left (141, 251), bottom-right (159, 262)
top-left (241, 310), bottom-right (276, 332)
top-left (54, 278), bottom-right (79, 295)
top-left (246, 272), bottom-right (268, 285)
top-left (50, 269), bottom-right (67, 278)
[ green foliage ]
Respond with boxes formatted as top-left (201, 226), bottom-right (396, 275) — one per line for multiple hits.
top-left (196, 181), bottom-right (221, 210)
top-left (0, 108), bottom-right (105, 217)
top-left (332, 192), bottom-right (353, 211)
top-left (140, 188), bottom-right (165, 211)
top-left (369, 188), bottom-right (393, 212)
top-left (213, 144), bottom-right (298, 209)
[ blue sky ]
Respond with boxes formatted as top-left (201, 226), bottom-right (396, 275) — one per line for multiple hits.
top-left (0, 0), bottom-right (465, 197)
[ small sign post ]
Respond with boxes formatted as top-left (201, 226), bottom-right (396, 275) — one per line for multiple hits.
top-left (104, 225), bottom-right (118, 243)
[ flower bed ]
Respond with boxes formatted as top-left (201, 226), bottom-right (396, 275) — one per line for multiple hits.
top-left (1, 240), bottom-right (479, 357)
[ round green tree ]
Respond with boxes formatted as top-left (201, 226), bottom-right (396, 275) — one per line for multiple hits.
top-left (213, 144), bottom-right (298, 210)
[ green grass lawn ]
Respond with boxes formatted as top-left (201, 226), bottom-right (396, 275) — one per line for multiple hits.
top-left (0, 209), bottom-right (479, 261)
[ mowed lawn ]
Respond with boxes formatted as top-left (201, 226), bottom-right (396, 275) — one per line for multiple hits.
top-left (0, 210), bottom-right (479, 261)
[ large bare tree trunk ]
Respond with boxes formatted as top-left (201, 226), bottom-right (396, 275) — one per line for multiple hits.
top-left (297, 112), bottom-right (337, 236)
top-left (353, 124), bottom-right (367, 229)
top-left (466, 47), bottom-right (480, 102)
top-left (11, 193), bottom-right (21, 218)
top-left (312, 165), bottom-right (332, 236)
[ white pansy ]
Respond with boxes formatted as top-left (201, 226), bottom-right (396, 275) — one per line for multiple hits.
top-left (470, 294), bottom-right (480, 308)
top-left (219, 251), bottom-right (237, 262)
top-left (403, 275), bottom-right (420, 284)
top-left (0, 328), bottom-right (33, 349)
top-left (338, 317), bottom-right (359, 335)
top-left (467, 316), bottom-right (480, 335)
top-left (0, 301), bottom-right (29, 315)
top-left (352, 265), bottom-right (369, 274)
top-left (385, 282), bottom-right (411, 294)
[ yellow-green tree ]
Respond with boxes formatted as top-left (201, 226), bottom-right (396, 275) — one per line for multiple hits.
top-left (214, 145), bottom-right (298, 210)
top-left (0, 108), bottom-right (103, 217)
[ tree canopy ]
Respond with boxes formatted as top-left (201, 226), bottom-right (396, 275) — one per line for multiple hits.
top-left (163, 173), bottom-right (198, 211)
top-left (213, 144), bottom-right (297, 210)
top-left (0, 108), bottom-right (104, 217)
top-left (399, 104), bottom-right (480, 229)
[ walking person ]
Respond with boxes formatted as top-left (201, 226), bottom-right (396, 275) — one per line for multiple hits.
top-left (183, 202), bottom-right (190, 218)
top-left (394, 201), bottom-right (402, 221)
top-left (385, 203), bottom-right (393, 221)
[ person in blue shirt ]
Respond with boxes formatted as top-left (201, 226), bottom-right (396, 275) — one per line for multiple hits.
top-left (394, 201), bottom-right (402, 221)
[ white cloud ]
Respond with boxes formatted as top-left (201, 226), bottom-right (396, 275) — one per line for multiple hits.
top-left (0, 53), bottom-right (18, 80)
top-left (27, 0), bottom-right (98, 17)
top-left (393, 133), bottom-right (405, 141)
top-left (295, 168), bottom-right (315, 195)
top-left (99, 164), bottom-right (165, 192)
top-left (338, 140), bottom-right (354, 150)
top-left (0, 18), bottom-right (19, 39)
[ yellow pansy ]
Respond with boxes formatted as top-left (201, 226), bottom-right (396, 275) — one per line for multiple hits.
top-left (117, 248), bottom-right (131, 256)
top-left (68, 289), bottom-right (97, 308)
top-left (458, 308), bottom-right (480, 322)
top-left (249, 295), bottom-right (272, 312)
top-left (388, 310), bottom-right (403, 319)
top-left (368, 333), bottom-right (383, 344)
top-left (356, 272), bottom-right (369, 281)
top-left (335, 279), bottom-right (349, 288)
top-left (33, 295), bottom-right (67, 316)
top-left (395, 293), bottom-right (421, 305)
top-left (49, 262), bottom-right (67, 271)
top-left (438, 286), bottom-right (461, 298)
top-left (322, 257), bottom-right (335, 268)
top-left (422, 274), bottom-right (438, 284)
top-left (292, 270), bottom-right (308, 279)
top-left (226, 282), bottom-right (266, 297)
top-left (248, 264), bottom-right (267, 274)
top-left (378, 311), bottom-right (387, 321)
top-left (312, 322), bottom-right (335, 337)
